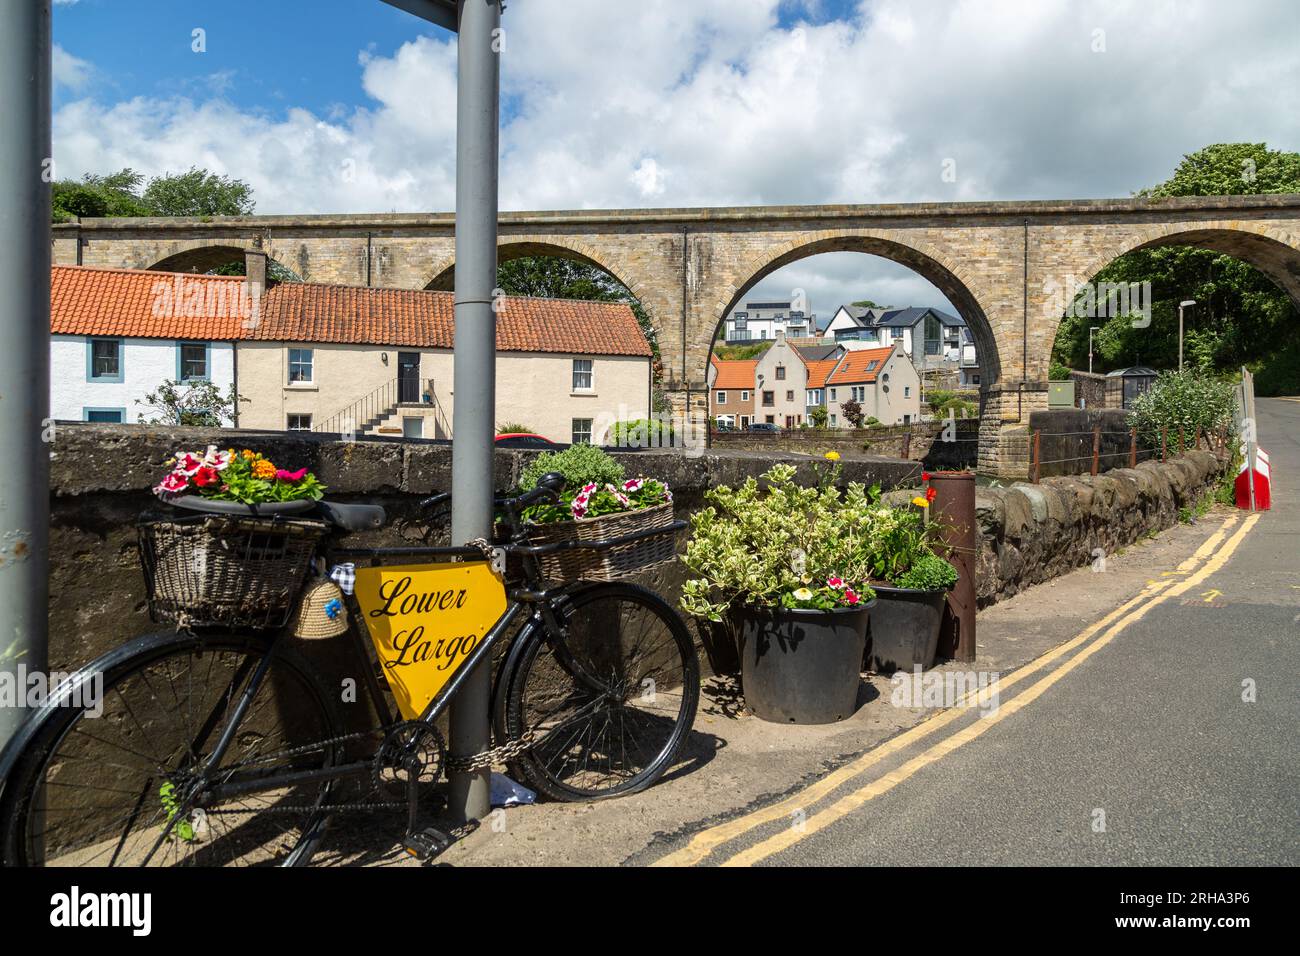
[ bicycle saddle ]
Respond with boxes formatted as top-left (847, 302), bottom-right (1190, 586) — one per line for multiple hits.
top-left (315, 500), bottom-right (387, 531)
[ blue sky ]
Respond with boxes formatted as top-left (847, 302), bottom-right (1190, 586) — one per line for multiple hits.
top-left (50, 0), bottom-right (1300, 316)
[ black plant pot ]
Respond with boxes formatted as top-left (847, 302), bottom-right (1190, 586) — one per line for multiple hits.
top-left (867, 586), bottom-right (948, 673)
top-left (168, 496), bottom-right (315, 517)
top-left (737, 602), bottom-right (872, 724)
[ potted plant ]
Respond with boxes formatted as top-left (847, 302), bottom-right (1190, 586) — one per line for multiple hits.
top-left (864, 475), bottom-right (959, 673)
top-left (516, 444), bottom-right (675, 582)
top-left (680, 462), bottom-right (877, 724)
top-left (153, 445), bottom-right (326, 514)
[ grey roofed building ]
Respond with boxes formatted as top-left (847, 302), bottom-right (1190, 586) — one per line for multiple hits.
top-left (795, 343), bottom-right (843, 362)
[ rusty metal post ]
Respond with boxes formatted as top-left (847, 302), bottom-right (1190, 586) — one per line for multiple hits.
top-left (1090, 426), bottom-right (1101, 476)
top-left (1129, 427), bottom-right (1137, 467)
top-left (1178, 425), bottom-right (1185, 456)
top-left (901, 431), bottom-right (911, 460)
top-left (1194, 425), bottom-right (1201, 450)
top-left (1031, 428), bottom-right (1041, 483)
top-left (1160, 426), bottom-right (1168, 462)
top-left (931, 471), bottom-right (977, 663)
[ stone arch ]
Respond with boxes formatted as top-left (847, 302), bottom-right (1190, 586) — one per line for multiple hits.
top-left (706, 230), bottom-right (1005, 389)
top-left (147, 242), bottom-right (302, 280)
top-left (1047, 219), bottom-right (1300, 356)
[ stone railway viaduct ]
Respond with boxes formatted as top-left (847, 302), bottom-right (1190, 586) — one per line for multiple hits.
top-left (52, 195), bottom-right (1300, 475)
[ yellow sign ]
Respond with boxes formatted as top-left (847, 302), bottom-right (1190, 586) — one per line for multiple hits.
top-left (353, 561), bottom-right (507, 719)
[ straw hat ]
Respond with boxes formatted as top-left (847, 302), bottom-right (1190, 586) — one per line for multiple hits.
top-left (291, 577), bottom-right (349, 639)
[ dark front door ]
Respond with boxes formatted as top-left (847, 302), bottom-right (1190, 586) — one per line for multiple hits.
top-left (398, 352), bottom-right (420, 403)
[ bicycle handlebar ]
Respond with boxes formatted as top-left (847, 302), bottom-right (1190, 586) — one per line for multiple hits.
top-left (418, 471), bottom-right (567, 513)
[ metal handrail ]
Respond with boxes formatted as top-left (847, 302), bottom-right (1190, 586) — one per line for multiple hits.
top-left (313, 378), bottom-right (398, 434)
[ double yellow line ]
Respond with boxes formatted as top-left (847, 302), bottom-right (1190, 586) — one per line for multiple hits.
top-left (653, 512), bottom-right (1258, 867)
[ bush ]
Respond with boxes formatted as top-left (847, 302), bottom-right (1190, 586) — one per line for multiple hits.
top-left (1254, 337), bottom-right (1300, 396)
top-left (894, 553), bottom-right (959, 591)
top-left (1049, 361), bottom-right (1073, 381)
top-left (841, 399), bottom-right (864, 428)
top-left (519, 443), bottom-right (624, 493)
top-left (608, 418), bottom-right (674, 447)
top-left (497, 421), bottom-right (534, 434)
top-left (809, 405), bottom-right (829, 428)
top-left (1126, 369), bottom-right (1237, 447)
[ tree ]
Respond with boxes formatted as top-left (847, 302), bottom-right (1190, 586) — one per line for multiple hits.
top-left (136, 380), bottom-right (242, 427)
top-left (840, 398), bottom-right (864, 428)
top-left (809, 405), bottom-right (829, 428)
top-left (851, 299), bottom-right (884, 308)
top-left (51, 166), bottom-right (255, 222)
top-left (1051, 143), bottom-right (1300, 391)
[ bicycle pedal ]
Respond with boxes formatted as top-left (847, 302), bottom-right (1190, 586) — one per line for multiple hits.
top-left (402, 826), bottom-right (453, 861)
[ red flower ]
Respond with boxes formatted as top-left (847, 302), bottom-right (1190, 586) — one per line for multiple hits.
top-left (926, 486), bottom-right (937, 502)
top-left (276, 467), bottom-right (308, 482)
top-left (193, 466), bottom-right (220, 488)
top-left (921, 471), bottom-right (931, 482)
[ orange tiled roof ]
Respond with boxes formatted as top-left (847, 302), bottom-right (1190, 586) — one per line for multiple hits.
top-left (826, 346), bottom-right (895, 385)
top-left (805, 359), bottom-right (838, 389)
top-left (710, 358), bottom-right (758, 390)
top-left (50, 265), bottom-right (652, 358)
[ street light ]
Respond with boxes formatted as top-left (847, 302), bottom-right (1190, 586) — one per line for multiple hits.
top-left (1088, 325), bottom-right (1101, 374)
top-left (381, 0), bottom-right (502, 824)
top-left (1178, 300), bottom-right (1196, 372)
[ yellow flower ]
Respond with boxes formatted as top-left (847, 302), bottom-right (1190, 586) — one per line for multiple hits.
top-left (911, 496), bottom-right (930, 508)
top-left (241, 449), bottom-right (255, 460)
top-left (792, 587), bottom-right (814, 601)
top-left (252, 459), bottom-right (277, 479)
top-left (824, 451), bottom-right (841, 461)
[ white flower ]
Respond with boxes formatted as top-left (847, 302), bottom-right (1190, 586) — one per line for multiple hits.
top-left (792, 587), bottom-right (814, 601)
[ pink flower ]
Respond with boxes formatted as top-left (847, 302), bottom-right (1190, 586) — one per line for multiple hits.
top-left (844, 588), bottom-right (860, 605)
top-left (827, 576), bottom-right (844, 589)
top-left (276, 467), bottom-right (308, 482)
top-left (581, 482), bottom-right (598, 495)
top-left (155, 472), bottom-right (190, 496)
top-left (622, 478), bottom-right (644, 492)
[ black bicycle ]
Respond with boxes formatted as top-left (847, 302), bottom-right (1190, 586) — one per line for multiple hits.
top-left (0, 473), bottom-right (699, 867)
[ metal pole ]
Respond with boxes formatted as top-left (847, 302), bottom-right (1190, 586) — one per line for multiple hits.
top-left (448, 0), bottom-right (501, 823)
top-left (1178, 304), bottom-right (1184, 372)
top-left (0, 1), bottom-right (52, 751)
top-left (931, 471), bottom-right (976, 663)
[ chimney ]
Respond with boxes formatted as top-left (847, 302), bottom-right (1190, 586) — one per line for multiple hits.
top-left (243, 247), bottom-right (267, 330)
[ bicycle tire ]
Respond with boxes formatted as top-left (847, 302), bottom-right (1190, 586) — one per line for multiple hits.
top-left (499, 582), bottom-right (699, 801)
top-left (0, 630), bottom-right (343, 868)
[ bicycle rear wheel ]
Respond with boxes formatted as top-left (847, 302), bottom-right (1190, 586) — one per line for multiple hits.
top-left (0, 631), bottom-right (343, 867)
top-left (500, 582), bottom-right (699, 801)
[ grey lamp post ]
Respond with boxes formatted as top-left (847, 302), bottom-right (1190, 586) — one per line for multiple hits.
top-left (0, 2), bottom-right (52, 751)
top-left (381, 0), bottom-right (501, 822)
top-left (1088, 325), bottom-right (1101, 374)
top-left (1178, 300), bottom-right (1196, 372)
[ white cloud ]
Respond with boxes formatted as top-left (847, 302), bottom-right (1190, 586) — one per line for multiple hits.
top-left (52, 44), bottom-right (91, 91)
top-left (50, 0), bottom-right (1300, 313)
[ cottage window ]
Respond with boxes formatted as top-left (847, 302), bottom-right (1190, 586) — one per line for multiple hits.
top-left (288, 348), bottom-right (314, 383)
top-left (572, 358), bottom-right (594, 391)
top-left (88, 338), bottom-right (122, 381)
top-left (571, 418), bottom-right (593, 444)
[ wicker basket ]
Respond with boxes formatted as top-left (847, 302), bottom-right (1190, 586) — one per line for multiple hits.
top-left (528, 502), bottom-right (677, 583)
top-left (139, 514), bottom-right (328, 630)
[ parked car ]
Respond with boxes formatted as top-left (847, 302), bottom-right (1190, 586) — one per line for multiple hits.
top-left (749, 422), bottom-right (780, 433)
top-left (495, 432), bottom-right (558, 449)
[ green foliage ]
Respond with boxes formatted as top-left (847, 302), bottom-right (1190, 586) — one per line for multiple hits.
top-left (1253, 337), bottom-right (1300, 396)
top-left (136, 379), bottom-right (241, 427)
top-left (1049, 361), bottom-right (1073, 381)
top-left (159, 782), bottom-right (196, 842)
top-left (608, 418), bottom-right (674, 447)
top-left (1125, 369), bottom-right (1237, 447)
top-left (841, 398), bottom-right (864, 428)
top-left (524, 477), bottom-right (670, 525)
top-left (496, 421), bottom-right (535, 434)
top-left (679, 464), bottom-right (882, 621)
top-left (141, 167), bottom-right (255, 217)
top-left (210, 258), bottom-right (302, 282)
top-left (851, 300), bottom-right (884, 308)
top-left (893, 553), bottom-right (959, 591)
top-left (809, 405), bottom-right (829, 428)
top-left (195, 450), bottom-right (326, 504)
top-left (863, 416), bottom-right (882, 427)
top-left (927, 389), bottom-right (957, 410)
top-left (712, 342), bottom-right (770, 361)
top-left (519, 443), bottom-right (624, 495)
top-left (1051, 143), bottom-right (1300, 377)
top-left (51, 166), bottom-right (255, 222)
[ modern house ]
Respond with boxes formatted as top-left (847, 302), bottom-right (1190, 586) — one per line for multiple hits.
top-left (825, 304), bottom-right (978, 383)
top-left (707, 356), bottom-right (757, 428)
top-left (48, 264), bottom-right (653, 445)
top-left (722, 299), bottom-right (818, 343)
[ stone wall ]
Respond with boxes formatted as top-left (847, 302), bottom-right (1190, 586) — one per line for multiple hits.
top-left (1028, 408), bottom-right (1137, 477)
top-left (46, 423), bottom-right (918, 672)
top-left (966, 450), bottom-right (1226, 606)
top-left (711, 418), bottom-right (980, 470)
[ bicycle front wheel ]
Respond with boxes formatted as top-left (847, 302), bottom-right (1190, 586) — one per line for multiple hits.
top-left (0, 631), bottom-right (343, 867)
top-left (500, 582), bottom-right (699, 801)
